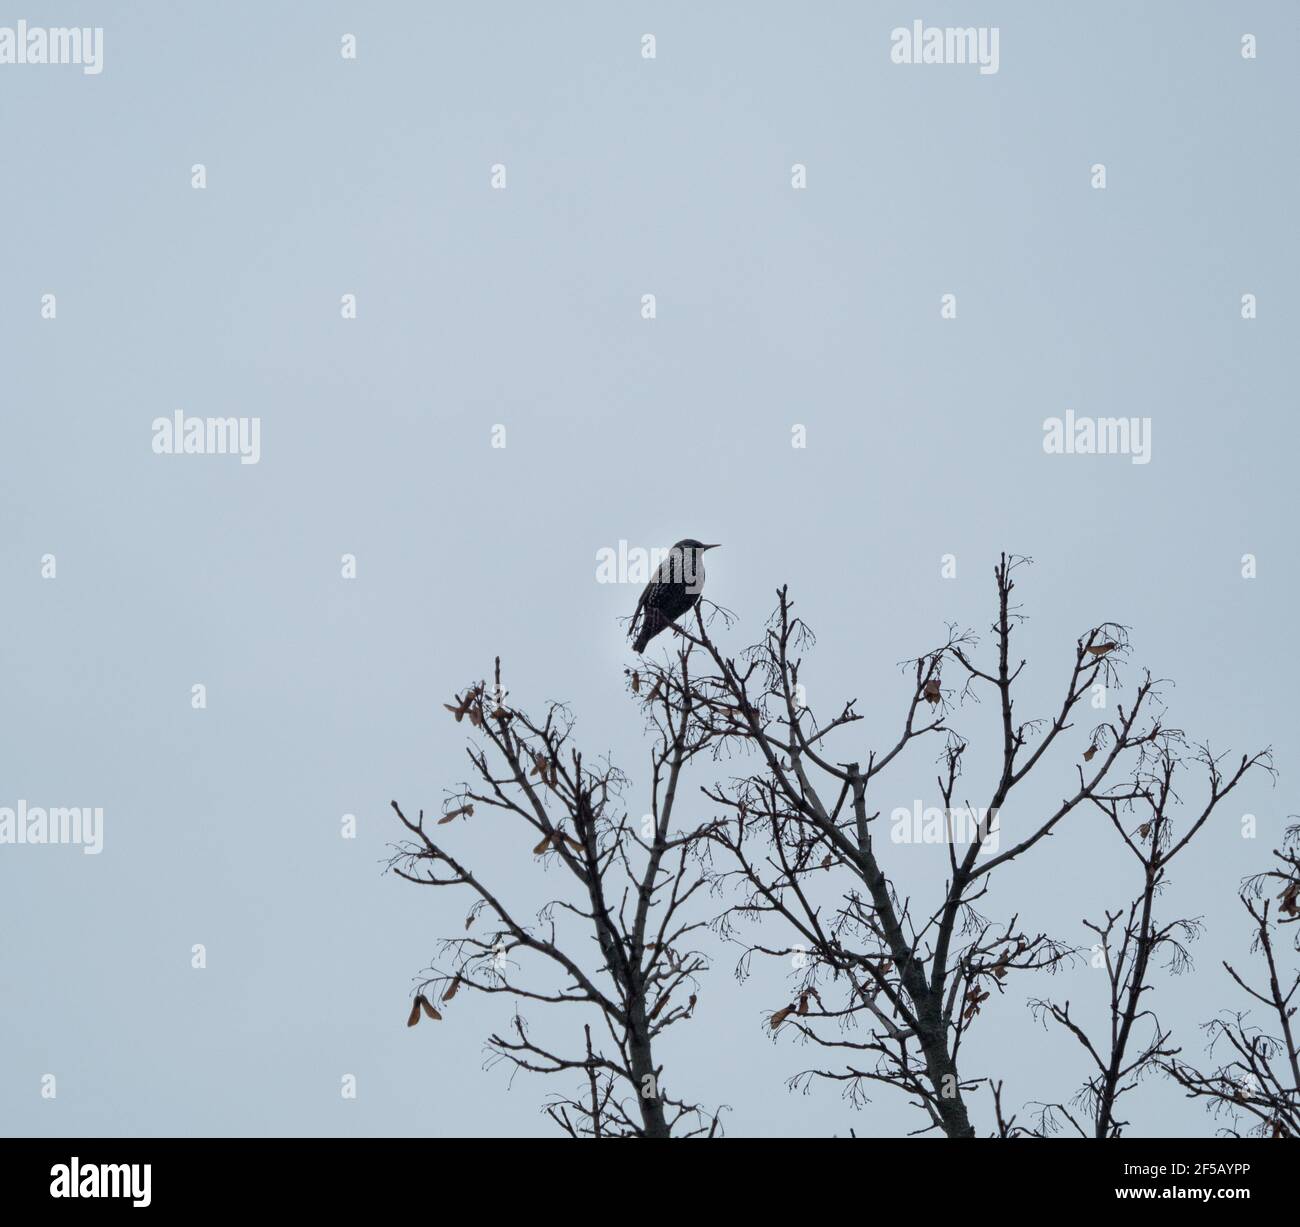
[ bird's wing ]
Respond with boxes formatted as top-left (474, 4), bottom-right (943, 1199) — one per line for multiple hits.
top-left (629, 553), bottom-right (676, 639)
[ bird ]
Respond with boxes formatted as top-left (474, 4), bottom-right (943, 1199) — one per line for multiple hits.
top-left (629, 540), bottom-right (720, 653)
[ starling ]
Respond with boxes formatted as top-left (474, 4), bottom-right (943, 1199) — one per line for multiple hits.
top-left (629, 540), bottom-right (720, 653)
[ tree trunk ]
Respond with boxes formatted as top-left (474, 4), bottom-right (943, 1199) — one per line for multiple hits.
top-left (627, 1009), bottom-right (670, 1138)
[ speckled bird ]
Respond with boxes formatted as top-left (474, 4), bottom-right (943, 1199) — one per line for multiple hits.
top-left (629, 539), bottom-right (720, 653)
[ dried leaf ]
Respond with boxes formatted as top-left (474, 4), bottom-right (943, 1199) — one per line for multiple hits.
top-left (631, 670), bottom-right (641, 694)
top-left (769, 1004), bottom-right (796, 1029)
top-left (797, 992), bottom-right (810, 1016)
top-left (648, 993), bottom-right (670, 1021)
top-left (922, 679), bottom-right (942, 705)
top-left (962, 987), bottom-right (989, 1022)
top-left (442, 977), bottom-right (461, 1003)
top-left (406, 998), bottom-right (423, 1027)
top-left (1086, 642), bottom-right (1117, 657)
top-left (439, 803), bottom-right (473, 825)
top-left (1082, 745), bottom-right (1097, 762)
top-left (532, 834), bottom-right (552, 855)
top-left (420, 997), bottom-right (442, 1022)
top-left (443, 702), bottom-right (465, 723)
top-left (820, 853), bottom-right (833, 870)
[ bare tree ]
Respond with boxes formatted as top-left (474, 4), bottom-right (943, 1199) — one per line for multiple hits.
top-left (389, 556), bottom-right (1276, 1140)
top-left (1029, 741), bottom-right (1270, 1137)
top-left (1166, 824), bottom-right (1299, 1137)
top-left (638, 554), bottom-right (1264, 1137)
top-left (389, 657), bottom-right (722, 1137)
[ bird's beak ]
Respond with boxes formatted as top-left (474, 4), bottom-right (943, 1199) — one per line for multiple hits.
top-left (703, 543), bottom-right (721, 551)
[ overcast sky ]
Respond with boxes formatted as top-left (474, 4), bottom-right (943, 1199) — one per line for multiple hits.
top-left (1, 1), bottom-right (1295, 1137)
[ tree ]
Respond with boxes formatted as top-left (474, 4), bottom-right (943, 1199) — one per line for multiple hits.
top-left (639, 554), bottom-right (1268, 1137)
top-left (1166, 824), bottom-right (1299, 1136)
top-left (1028, 741), bottom-right (1269, 1137)
top-left (391, 555), bottom-right (1275, 1139)
top-left (389, 657), bottom-right (721, 1137)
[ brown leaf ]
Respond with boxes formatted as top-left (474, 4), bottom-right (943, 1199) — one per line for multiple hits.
top-left (631, 670), bottom-right (641, 694)
top-left (1082, 745), bottom-right (1097, 762)
top-left (439, 803), bottom-right (473, 824)
top-left (532, 833), bottom-right (552, 855)
top-left (647, 680), bottom-right (662, 702)
top-left (769, 1004), bottom-right (796, 1029)
top-left (442, 977), bottom-right (461, 1003)
top-left (821, 853), bottom-right (833, 870)
top-left (464, 910), bottom-right (475, 930)
top-left (406, 998), bottom-right (423, 1027)
top-left (420, 997), bottom-right (442, 1022)
top-left (686, 994), bottom-right (697, 1016)
top-left (648, 993), bottom-right (670, 1021)
top-left (797, 992), bottom-right (810, 1016)
top-left (962, 988), bottom-right (989, 1022)
top-left (1086, 642), bottom-right (1117, 657)
top-left (564, 834), bottom-right (584, 853)
top-left (443, 702), bottom-right (466, 723)
top-left (922, 679), bottom-right (942, 705)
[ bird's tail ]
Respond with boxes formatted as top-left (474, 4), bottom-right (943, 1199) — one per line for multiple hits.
top-left (632, 610), bottom-right (662, 654)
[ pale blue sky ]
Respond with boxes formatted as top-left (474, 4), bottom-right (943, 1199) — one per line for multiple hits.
top-left (0, 1), bottom-right (1295, 1136)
